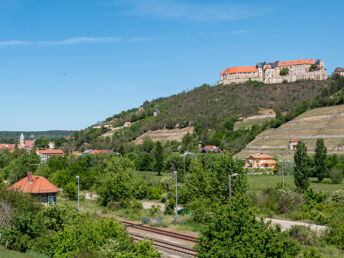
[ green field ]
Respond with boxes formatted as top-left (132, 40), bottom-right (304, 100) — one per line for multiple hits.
top-left (134, 170), bottom-right (171, 184)
top-left (0, 246), bottom-right (48, 258)
top-left (248, 175), bottom-right (344, 195)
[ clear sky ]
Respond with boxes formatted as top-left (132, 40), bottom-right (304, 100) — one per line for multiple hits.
top-left (0, 0), bottom-right (343, 131)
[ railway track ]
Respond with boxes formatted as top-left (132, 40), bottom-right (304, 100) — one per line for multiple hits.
top-left (130, 232), bottom-right (198, 257)
top-left (122, 221), bottom-right (199, 257)
top-left (122, 221), bottom-right (198, 243)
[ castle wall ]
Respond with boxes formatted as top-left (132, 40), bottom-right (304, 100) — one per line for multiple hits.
top-left (219, 60), bottom-right (328, 85)
top-left (220, 71), bottom-right (261, 84)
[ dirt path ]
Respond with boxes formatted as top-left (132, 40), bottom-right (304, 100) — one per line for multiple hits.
top-left (264, 218), bottom-right (327, 232)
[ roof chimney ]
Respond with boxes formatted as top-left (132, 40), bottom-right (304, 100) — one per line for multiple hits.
top-left (27, 172), bottom-right (33, 183)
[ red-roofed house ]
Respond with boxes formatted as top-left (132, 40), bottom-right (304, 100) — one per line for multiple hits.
top-left (48, 142), bottom-right (55, 150)
top-left (201, 145), bottom-right (222, 153)
top-left (123, 121), bottom-right (133, 127)
top-left (245, 153), bottom-right (276, 169)
top-left (0, 144), bottom-right (16, 152)
top-left (36, 149), bottom-right (64, 163)
top-left (8, 172), bottom-right (61, 206)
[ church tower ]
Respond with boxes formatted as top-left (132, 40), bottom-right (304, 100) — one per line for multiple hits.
top-left (20, 133), bottom-right (25, 148)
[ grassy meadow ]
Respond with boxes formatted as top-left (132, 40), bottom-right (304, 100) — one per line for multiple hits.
top-left (248, 175), bottom-right (344, 195)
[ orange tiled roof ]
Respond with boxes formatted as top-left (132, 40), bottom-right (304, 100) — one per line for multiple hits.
top-left (8, 174), bottom-right (61, 194)
top-left (125, 121), bottom-right (132, 125)
top-left (37, 149), bottom-right (64, 155)
top-left (24, 140), bottom-right (35, 147)
top-left (246, 153), bottom-right (274, 160)
top-left (204, 145), bottom-right (216, 150)
top-left (221, 66), bottom-right (257, 74)
top-left (289, 138), bottom-right (299, 142)
top-left (278, 59), bottom-right (316, 67)
top-left (0, 144), bottom-right (15, 150)
top-left (89, 149), bottom-right (113, 154)
top-left (264, 65), bottom-right (271, 69)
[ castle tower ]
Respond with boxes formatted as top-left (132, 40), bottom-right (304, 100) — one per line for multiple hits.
top-left (20, 133), bottom-right (24, 148)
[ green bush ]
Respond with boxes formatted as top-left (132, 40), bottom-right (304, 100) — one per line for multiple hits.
top-left (331, 190), bottom-right (344, 203)
top-left (329, 168), bottom-right (343, 184)
top-left (280, 67), bottom-right (289, 76)
top-left (288, 225), bottom-right (319, 246)
top-left (261, 185), bottom-right (302, 214)
top-left (63, 182), bottom-right (78, 200)
top-left (197, 195), bottom-right (300, 257)
top-left (180, 153), bottom-right (247, 204)
top-left (148, 186), bottom-right (164, 200)
top-left (50, 217), bottom-right (160, 257)
top-left (303, 188), bottom-right (327, 210)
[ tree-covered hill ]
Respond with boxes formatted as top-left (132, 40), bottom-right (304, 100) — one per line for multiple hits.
top-left (0, 130), bottom-right (74, 142)
top-left (71, 79), bottom-right (335, 151)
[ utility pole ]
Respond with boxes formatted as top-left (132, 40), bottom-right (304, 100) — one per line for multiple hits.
top-left (76, 176), bottom-right (80, 210)
top-left (228, 173), bottom-right (238, 200)
top-left (183, 154), bottom-right (186, 179)
top-left (173, 170), bottom-right (178, 220)
top-left (277, 154), bottom-right (286, 188)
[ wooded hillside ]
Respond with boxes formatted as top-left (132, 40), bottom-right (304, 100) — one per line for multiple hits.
top-left (72, 80), bottom-right (333, 151)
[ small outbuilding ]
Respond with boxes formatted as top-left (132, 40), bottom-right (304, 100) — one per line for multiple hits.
top-left (8, 172), bottom-right (61, 206)
top-left (289, 138), bottom-right (299, 150)
top-left (201, 145), bottom-right (223, 153)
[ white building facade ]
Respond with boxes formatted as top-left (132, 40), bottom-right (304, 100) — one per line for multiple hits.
top-left (219, 59), bottom-right (328, 85)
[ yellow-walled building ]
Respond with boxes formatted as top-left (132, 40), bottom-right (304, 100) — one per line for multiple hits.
top-left (245, 153), bottom-right (276, 169)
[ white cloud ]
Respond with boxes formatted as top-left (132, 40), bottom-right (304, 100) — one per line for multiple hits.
top-left (115, 0), bottom-right (271, 22)
top-left (38, 37), bottom-right (122, 46)
top-left (0, 31), bottom-right (251, 48)
top-left (0, 40), bottom-right (29, 47)
top-left (0, 37), bottom-right (123, 47)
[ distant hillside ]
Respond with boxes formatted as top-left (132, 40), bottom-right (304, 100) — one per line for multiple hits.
top-left (72, 80), bottom-right (333, 150)
top-left (0, 130), bottom-right (74, 141)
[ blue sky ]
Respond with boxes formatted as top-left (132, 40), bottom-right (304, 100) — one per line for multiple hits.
top-left (0, 0), bottom-right (343, 131)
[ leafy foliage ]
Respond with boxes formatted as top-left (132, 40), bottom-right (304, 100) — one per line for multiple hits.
top-left (0, 187), bottom-right (160, 257)
top-left (180, 154), bottom-right (247, 204)
top-left (314, 138), bottom-right (327, 182)
top-left (294, 141), bottom-right (311, 192)
top-left (280, 67), bottom-right (289, 76)
top-left (197, 195), bottom-right (300, 257)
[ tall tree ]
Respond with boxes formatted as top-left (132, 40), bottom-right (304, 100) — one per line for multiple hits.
top-left (294, 141), bottom-right (310, 192)
top-left (154, 141), bottom-right (164, 176)
top-left (314, 138), bottom-right (327, 182)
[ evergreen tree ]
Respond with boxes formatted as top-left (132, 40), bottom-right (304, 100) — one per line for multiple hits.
top-left (294, 141), bottom-right (310, 192)
top-left (118, 144), bottom-right (125, 156)
top-left (154, 141), bottom-right (164, 176)
top-left (314, 138), bottom-right (327, 182)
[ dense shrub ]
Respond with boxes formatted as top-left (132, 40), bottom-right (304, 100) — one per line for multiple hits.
top-left (302, 188), bottom-right (327, 210)
top-left (331, 190), bottom-right (344, 203)
top-left (197, 195), bottom-right (300, 257)
top-left (180, 154), bottom-right (247, 205)
top-left (261, 185), bottom-right (302, 214)
top-left (0, 187), bottom-right (160, 257)
top-left (49, 217), bottom-right (159, 257)
top-left (329, 167), bottom-right (343, 184)
top-left (63, 182), bottom-right (78, 200)
top-left (288, 225), bottom-right (319, 246)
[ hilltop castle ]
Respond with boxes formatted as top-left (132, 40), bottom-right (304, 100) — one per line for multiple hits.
top-left (219, 59), bottom-right (328, 84)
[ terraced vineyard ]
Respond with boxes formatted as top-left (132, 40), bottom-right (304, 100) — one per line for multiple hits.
top-left (236, 104), bottom-right (344, 160)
